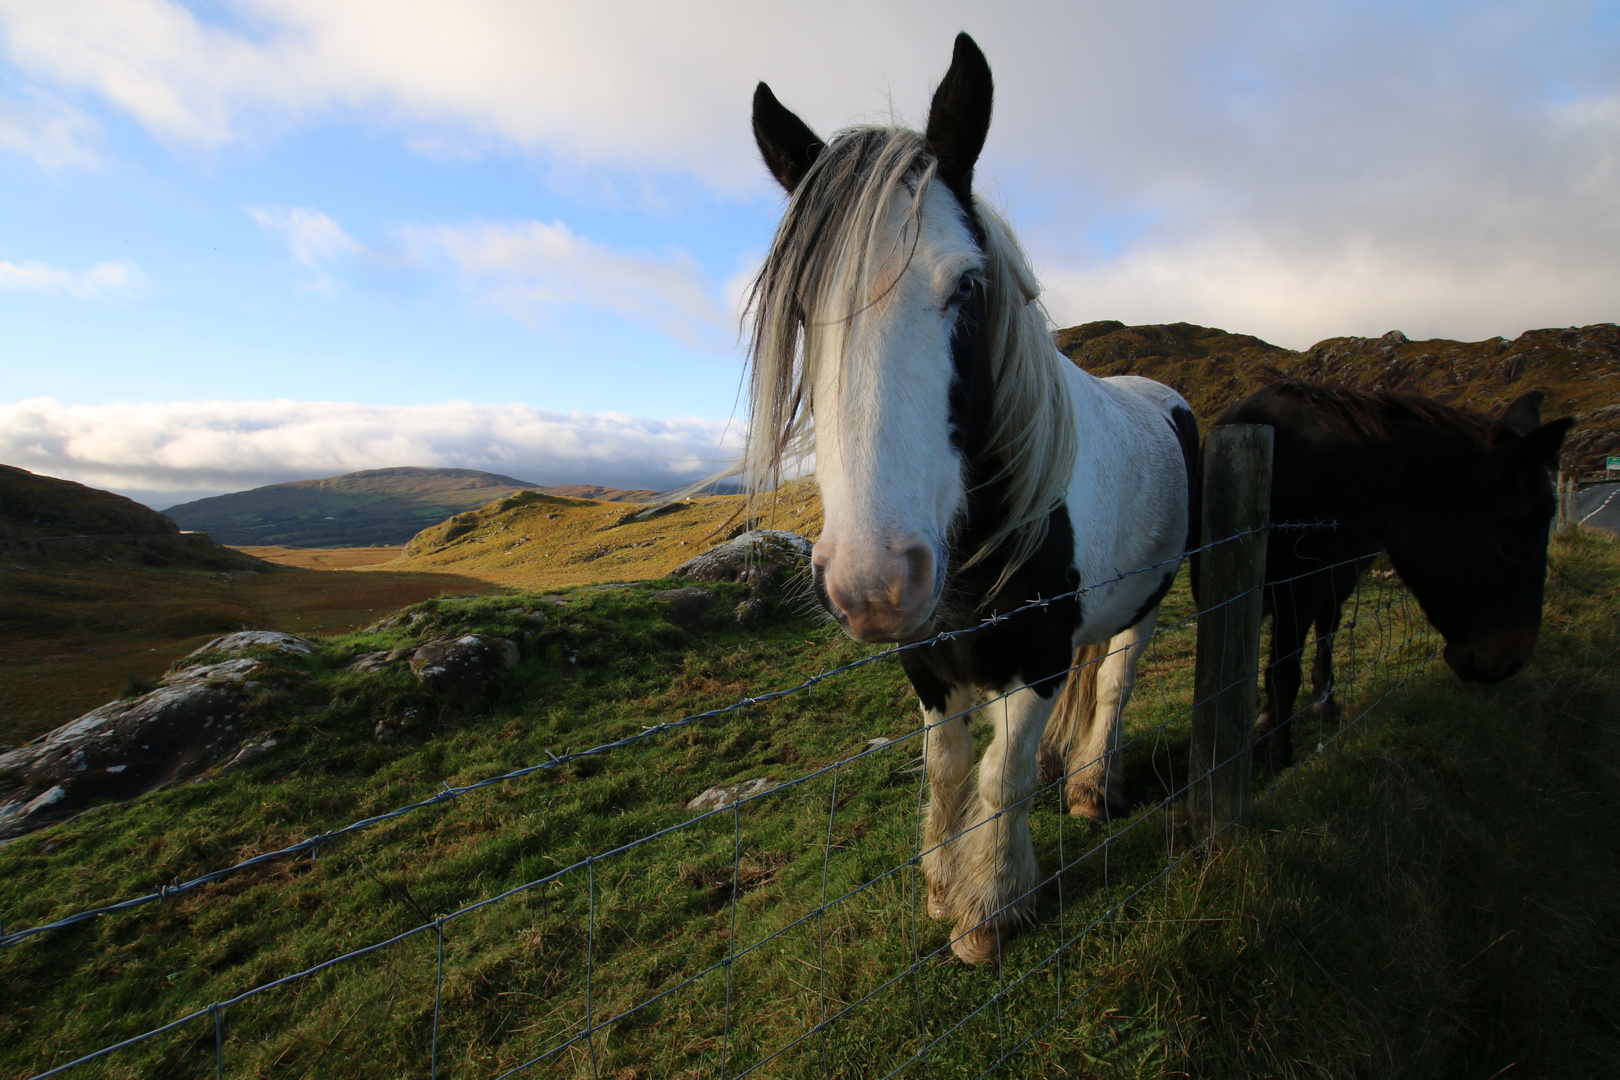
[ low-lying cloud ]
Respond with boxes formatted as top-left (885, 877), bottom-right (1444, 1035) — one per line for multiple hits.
top-left (0, 397), bottom-right (742, 509)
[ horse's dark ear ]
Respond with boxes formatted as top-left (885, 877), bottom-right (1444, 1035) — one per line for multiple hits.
top-left (925, 33), bottom-right (993, 201)
top-left (1499, 390), bottom-right (1547, 435)
top-left (753, 82), bottom-right (824, 193)
top-left (1507, 416), bottom-right (1575, 470)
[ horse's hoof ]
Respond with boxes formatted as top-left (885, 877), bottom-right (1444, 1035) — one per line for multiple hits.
top-left (1311, 698), bottom-right (1342, 725)
top-left (1255, 711), bottom-right (1275, 735)
top-left (927, 885), bottom-right (951, 921)
top-left (950, 923), bottom-right (1003, 965)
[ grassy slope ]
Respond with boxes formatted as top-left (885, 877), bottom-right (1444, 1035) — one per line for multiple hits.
top-left (1057, 321), bottom-right (1620, 475)
top-left (2, 529), bottom-right (1614, 1079)
top-left (389, 482), bottom-right (825, 591)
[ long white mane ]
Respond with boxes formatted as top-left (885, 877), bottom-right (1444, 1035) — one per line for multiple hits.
top-left (744, 125), bottom-right (1078, 584)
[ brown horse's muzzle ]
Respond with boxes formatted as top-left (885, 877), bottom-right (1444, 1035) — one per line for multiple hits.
top-left (1442, 625), bottom-right (1539, 684)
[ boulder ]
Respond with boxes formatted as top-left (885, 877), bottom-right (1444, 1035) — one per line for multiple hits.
top-left (0, 657), bottom-right (268, 839)
top-left (672, 529), bottom-right (811, 585)
top-left (685, 777), bottom-right (778, 812)
top-left (185, 631), bottom-right (317, 659)
top-left (408, 634), bottom-right (520, 697)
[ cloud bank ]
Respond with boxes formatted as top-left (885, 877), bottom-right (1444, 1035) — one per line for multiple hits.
top-left (0, 397), bottom-right (741, 508)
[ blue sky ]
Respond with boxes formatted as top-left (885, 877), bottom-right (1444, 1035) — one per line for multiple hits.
top-left (1, 1), bottom-right (1617, 506)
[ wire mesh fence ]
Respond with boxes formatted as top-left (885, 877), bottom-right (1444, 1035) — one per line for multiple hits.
top-left (5, 522), bottom-right (1443, 1079)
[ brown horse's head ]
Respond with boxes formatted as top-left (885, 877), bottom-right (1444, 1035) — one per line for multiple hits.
top-left (1378, 391), bottom-right (1574, 684)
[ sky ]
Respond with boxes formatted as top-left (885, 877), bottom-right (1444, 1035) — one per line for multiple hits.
top-left (1, 1), bottom-right (1617, 508)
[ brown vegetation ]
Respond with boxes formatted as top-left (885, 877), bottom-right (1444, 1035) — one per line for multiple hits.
top-left (1058, 320), bottom-right (1620, 473)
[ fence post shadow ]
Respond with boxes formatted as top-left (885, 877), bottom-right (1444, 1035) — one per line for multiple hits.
top-left (1185, 424), bottom-right (1273, 845)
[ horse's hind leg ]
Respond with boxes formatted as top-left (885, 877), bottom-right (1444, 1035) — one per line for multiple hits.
top-left (1257, 586), bottom-right (1309, 774)
top-left (1042, 610), bottom-right (1157, 820)
top-left (917, 685), bottom-right (979, 922)
top-left (1308, 599), bottom-right (1344, 725)
top-left (949, 682), bottom-right (1056, 964)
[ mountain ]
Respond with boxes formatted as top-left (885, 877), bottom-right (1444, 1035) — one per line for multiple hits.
top-left (162, 467), bottom-right (662, 548)
top-left (1057, 321), bottom-right (1620, 474)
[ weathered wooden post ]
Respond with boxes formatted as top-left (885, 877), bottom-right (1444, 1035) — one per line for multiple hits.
top-left (1188, 424), bottom-right (1273, 842)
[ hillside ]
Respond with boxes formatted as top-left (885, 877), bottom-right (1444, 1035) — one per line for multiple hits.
top-left (390, 482), bottom-right (824, 589)
top-left (0, 464), bottom-right (263, 572)
top-left (1058, 321), bottom-right (1620, 473)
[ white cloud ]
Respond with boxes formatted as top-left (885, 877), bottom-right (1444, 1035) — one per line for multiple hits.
top-left (0, 397), bottom-right (742, 506)
top-left (2, 1), bottom-right (1616, 347)
top-left (400, 219), bottom-right (729, 347)
top-left (249, 205), bottom-right (360, 268)
top-left (0, 257), bottom-right (142, 299)
top-left (0, 91), bottom-right (98, 167)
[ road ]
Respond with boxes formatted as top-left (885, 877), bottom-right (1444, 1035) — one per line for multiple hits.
top-left (1576, 482), bottom-right (1620, 535)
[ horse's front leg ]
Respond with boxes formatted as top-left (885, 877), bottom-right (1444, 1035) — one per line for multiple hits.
top-left (948, 681), bottom-right (1055, 964)
top-left (919, 686), bottom-right (979, 921)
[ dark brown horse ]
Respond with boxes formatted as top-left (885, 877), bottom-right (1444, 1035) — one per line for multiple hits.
top-left (1208, 376), bottom-right (1573, 769)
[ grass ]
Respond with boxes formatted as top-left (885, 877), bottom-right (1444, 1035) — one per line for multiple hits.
top-left (1, 529), bottom-right (1616, 1079)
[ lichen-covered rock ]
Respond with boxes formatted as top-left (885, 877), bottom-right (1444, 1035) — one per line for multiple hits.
top-left (685, 777), bottom-right (778, 812)
top-left (185, 631), bottom-right (317, 659)
top-left (408, 634), bottom-right (519, 697)
top-left (0, 657), bottom-right (268, 839)
top-left (672, 529), bottom-right (811, 585)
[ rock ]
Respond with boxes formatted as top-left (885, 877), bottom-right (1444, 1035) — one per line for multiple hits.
top-left (1378, 330), bottom-right (1408, 346)
top-left (686, 777), bottom-right (777, 812)
top-left (184, 631), bottom-right (316, 660)
top-left (672, 530), bottom-right (812, 585)
top-left (349, 647), bottom-right (414, 674)
top-left (408, 634), bottom-right (520, 697)
top-left (734, 597), bottom-right (766, 630)
top-left (0, 657), bottom-right (266, 839)
top-left (651, 587), bottom-right (716, 628)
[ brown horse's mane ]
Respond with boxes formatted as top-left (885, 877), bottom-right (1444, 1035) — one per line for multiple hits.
top-left (1254, 367), bottom-right (1497, 446)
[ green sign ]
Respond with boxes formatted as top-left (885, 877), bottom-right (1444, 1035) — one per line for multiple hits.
top-left (1609, 456), bottom-right (1620, 471)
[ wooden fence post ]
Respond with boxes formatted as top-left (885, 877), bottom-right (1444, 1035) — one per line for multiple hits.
top-left (1188, 424), bottom-right (1273, 842)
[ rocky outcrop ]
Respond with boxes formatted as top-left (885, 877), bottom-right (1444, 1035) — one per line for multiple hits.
top-left (673, 529), bottom-right (812, 585)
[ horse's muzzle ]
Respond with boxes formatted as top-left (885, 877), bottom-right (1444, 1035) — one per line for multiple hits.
top-left (1443, 625), bottom-right (1538, 684)
top-left (814, 539), bottom-right (939, 643)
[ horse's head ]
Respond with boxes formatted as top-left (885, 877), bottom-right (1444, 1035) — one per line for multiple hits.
top-left (747, 35), bottom-right (1072, 644)
top-left (1380, 390), bottom-right (1574, 683)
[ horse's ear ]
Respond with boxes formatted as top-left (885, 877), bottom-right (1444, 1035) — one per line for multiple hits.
top-left (753, 82), bottom-right (824, 193)
top-left (1504, 416), bottom-right (1576, 470)
top-left (1499, 390), bottom-right (1547, 435)
top-left (925, 33), bottom-right (993, 201)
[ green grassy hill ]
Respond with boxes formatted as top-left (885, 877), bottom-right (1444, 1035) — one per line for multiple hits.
top-left (1059, 321), bottom-right (1620, 474)
top-left (1, 528), bottom-right (1615, 1077)
top-left (163, 468), bottom-right (657, 548)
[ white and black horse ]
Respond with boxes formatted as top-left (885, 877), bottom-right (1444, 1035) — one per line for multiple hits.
top-left (747, 34), bottom-right (1197, 963)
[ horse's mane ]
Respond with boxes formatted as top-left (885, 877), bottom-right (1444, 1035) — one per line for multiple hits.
top-left (1255, 368), bottom-right (1497, 446)
top-left (744, 126), bottom-right (1077, 585)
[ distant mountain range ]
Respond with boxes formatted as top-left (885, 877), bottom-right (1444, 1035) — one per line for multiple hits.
top-left (164, 467), bottom-right (660, 548)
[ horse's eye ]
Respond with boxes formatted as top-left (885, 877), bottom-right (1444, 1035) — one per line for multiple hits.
top-left (950, 275), bottom-right (975, 308)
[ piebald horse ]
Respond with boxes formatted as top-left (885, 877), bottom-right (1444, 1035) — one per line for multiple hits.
top-left (747, 34), bottom-right (1197, 963)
